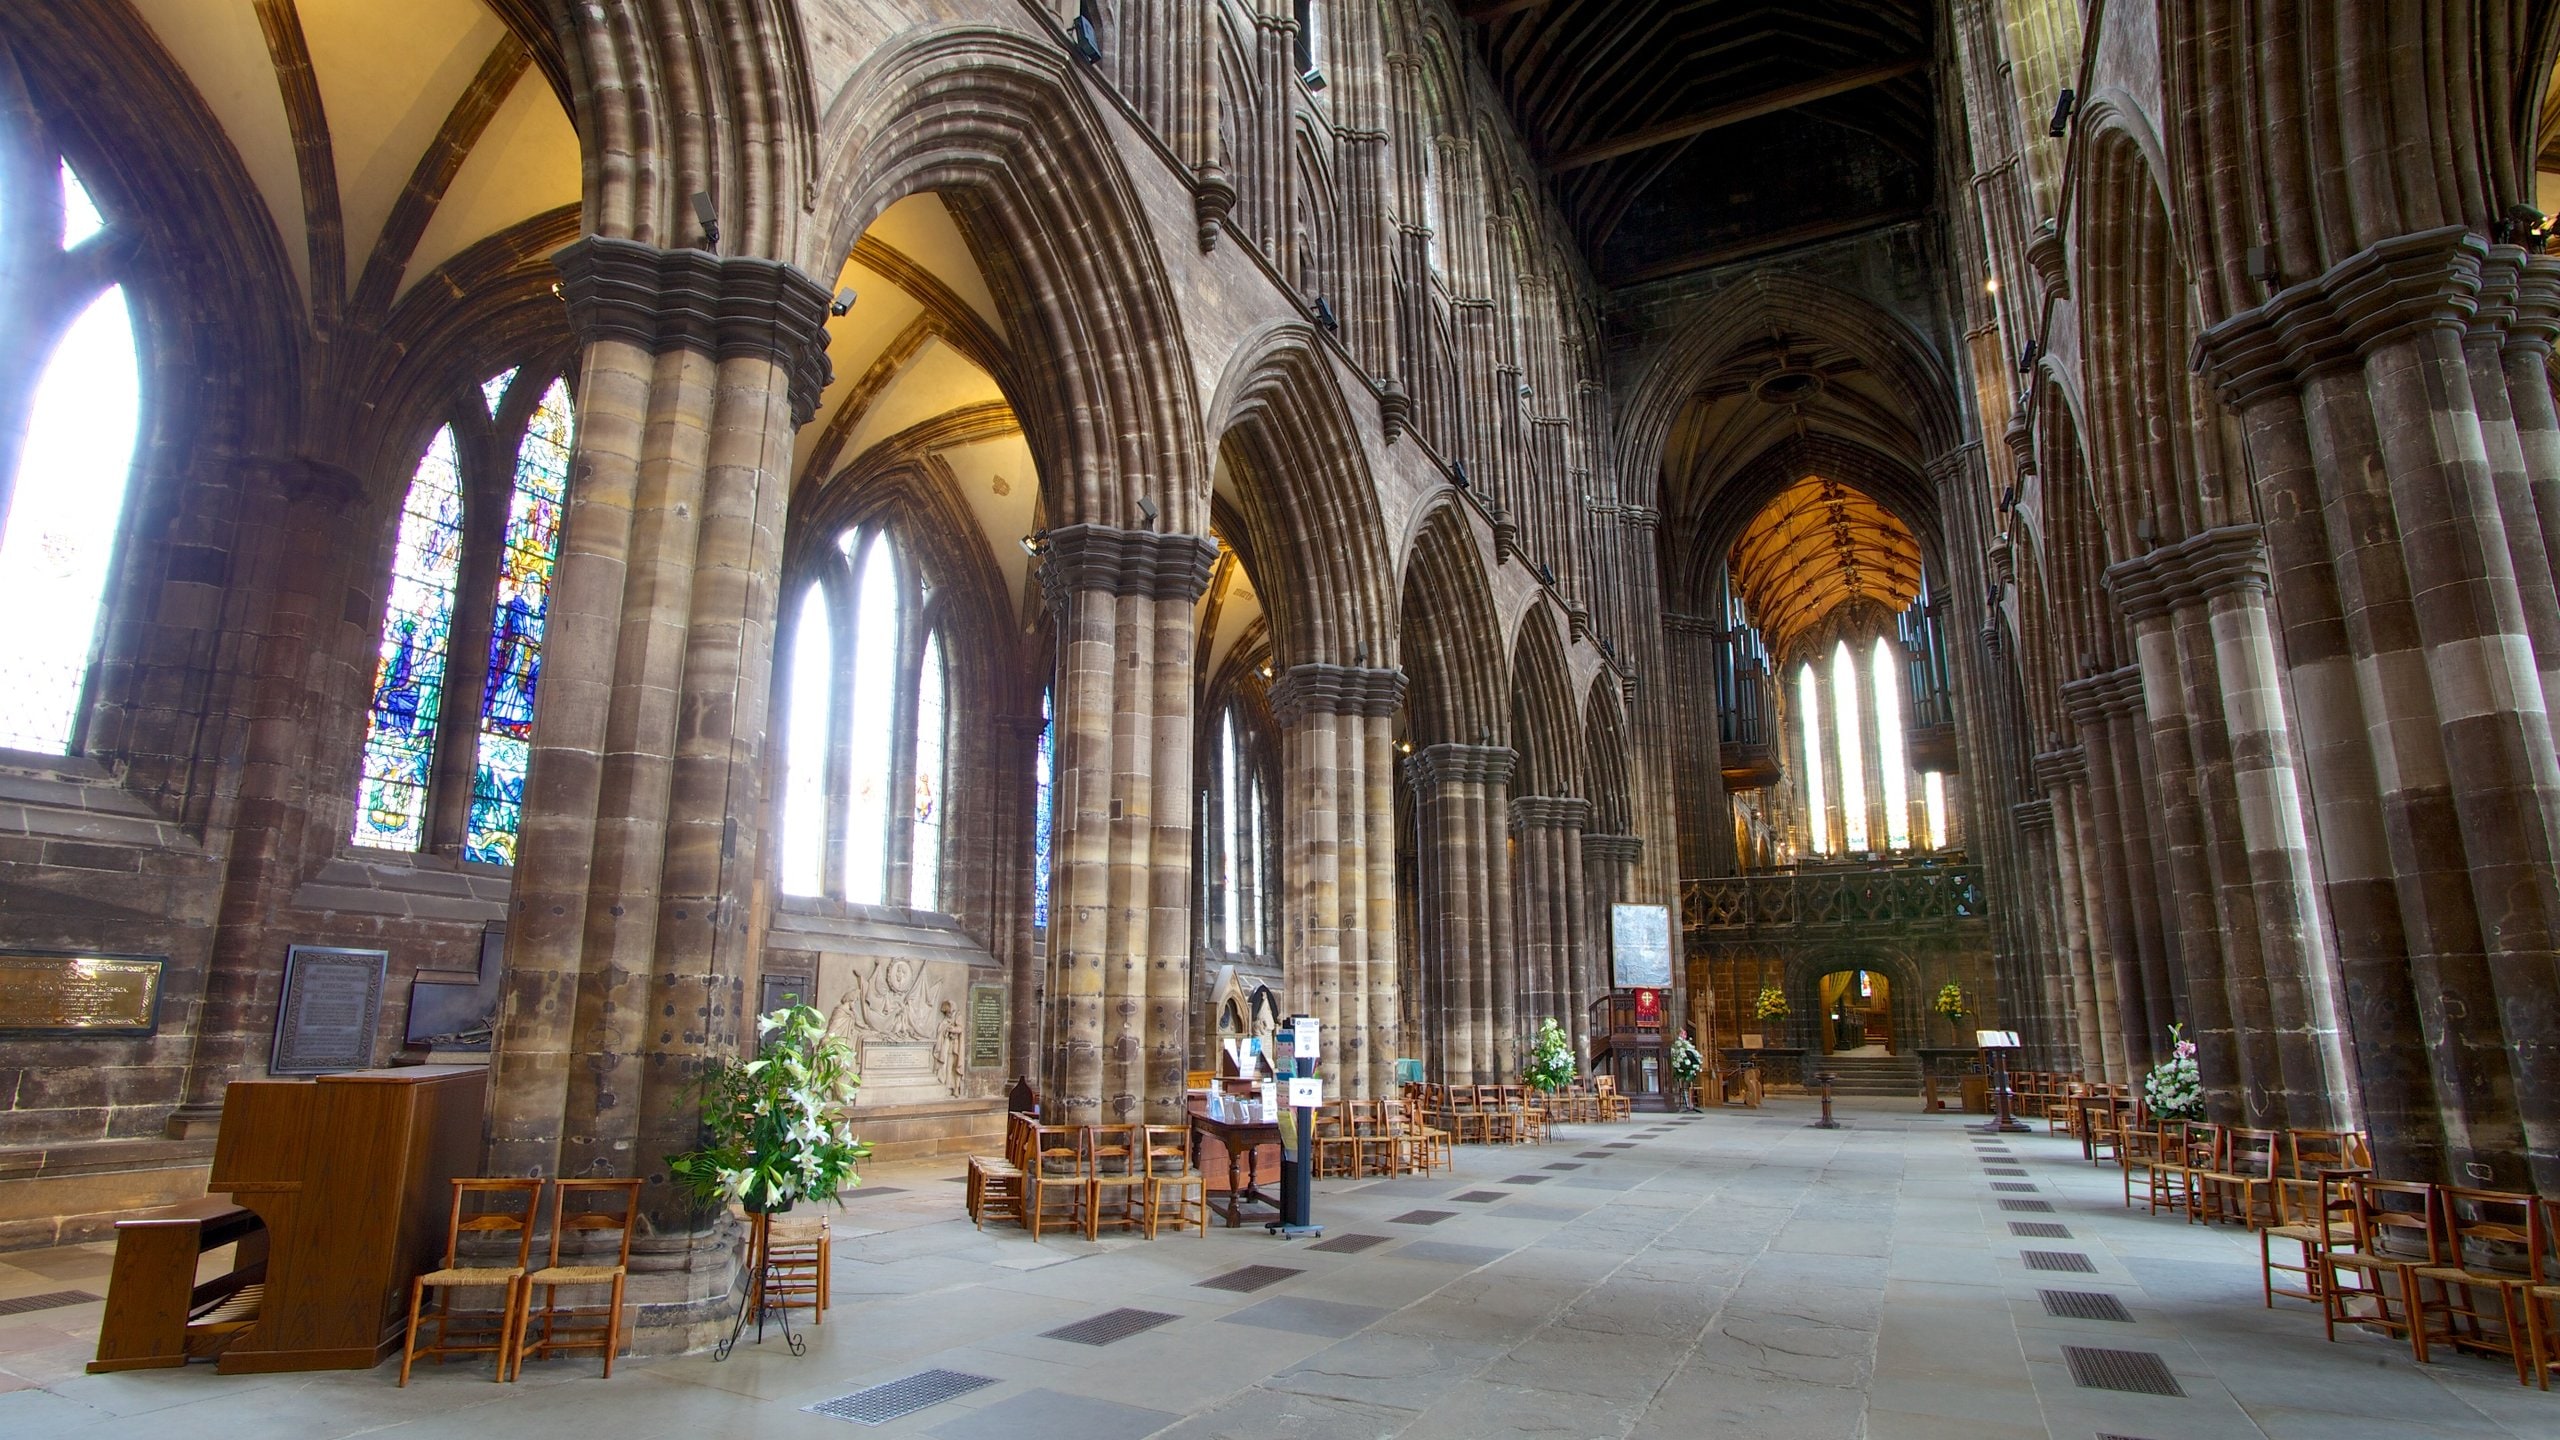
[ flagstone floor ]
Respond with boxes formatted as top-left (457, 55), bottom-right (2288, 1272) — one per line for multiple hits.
top-left (1, 1100), bottom-right (2550, 1439)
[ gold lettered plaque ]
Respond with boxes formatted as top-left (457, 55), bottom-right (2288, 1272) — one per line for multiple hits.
top-left (967, 983), bottom-right (1004, 1069)
top-left (0, 952), bottom-right (166, 1036)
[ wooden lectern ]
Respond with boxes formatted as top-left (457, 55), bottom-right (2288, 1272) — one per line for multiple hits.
top-left (94, 1065), bottom-right (488, 1374)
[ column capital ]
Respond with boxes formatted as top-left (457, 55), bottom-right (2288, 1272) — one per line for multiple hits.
top-left (1508, 794), bottom-right (1590, 833)
top-left (1581, 832), bottom-right (1643, 865)
top-left (2197, 225), bottom-right (2484, 409)
top-left (2013, 798), bottom-right (2055, 835)
top-left (2032, 745), bottom-right (2088, 791)
top-left (1619, 504), bottom-right (1661, 533)
top-left (2060, 664), bottom-right (2143, 727)
top-left (1270, 664), bottom-right (1407, 723)
top-left (2102, 524), bottom-right (2270, 622)
top-left (553, 236), bottom-right (835, 424)
top-left (1405, 742), bottom-right (1515, 792)
top-left (1036, 524), bottom-right (1219, 607)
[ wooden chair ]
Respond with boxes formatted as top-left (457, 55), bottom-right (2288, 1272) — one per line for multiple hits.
top-left (1595, 1075), bottom-right (1634, 1122)
top-left (2286, 1128), bottom-right (2373, 1179)
top-left (967, 1113), bottom-right (1031, 1231)
top-left (1026, 1123), bottom-right (1087, 1242)
top-left (1494, 1085), bottom-right (1530, 1144)
top-left (1403, 1094), bottom-right (1452, 1174)
top-left (511, 1178), bottom-right (640, 1379)
top-left (2524, 1195), bottom-right (2560, 1389)
top-left (2262, 1166), bottom-right (2368, 1309)
top-left (1313, 1102), bottom-right (1363, 1179)
top-left (2143, 1121), bottom-right (2215, 1219)
top-left (1086, 1124), bottom-right (1149, 1240)
top-left (1141, 1123), bottom-right (1206, 1238)
top-left (2195, 1127), bottom-right (2282, 1229)
top-left (2117, 1116), bottom-right (2169, 1212)
top-left (1443, 1085), bottom-right (1490, 1146)
top-left (2085, 1096), bottom-right (2131, 1164)
top-left (2324, 1178), bottom-right (2445, 1359)
top-left (400, 1178), bottom-right (543, 1385)
top-left (2046, 1078), bottom-right (2087, 1136)
top-left (2414, 1187), bottom-right (2542, 1382)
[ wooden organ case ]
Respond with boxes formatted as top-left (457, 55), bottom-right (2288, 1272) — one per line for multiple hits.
top-left (89, 1066), bottom-right (486, 1373)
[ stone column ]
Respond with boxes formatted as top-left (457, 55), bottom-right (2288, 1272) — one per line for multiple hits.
top-left (486, 237), bottom-right (832, 1349)
top-left (1407, 743), bottom-right (1513, 1082)
top-left (2035, 748), bottom-right (2118, 1081)
top-left (1031, 525), bottom-right (1215, 1127)
top-left (2063, 670), bottom-right (2165, 1072)
top-left (2201, 226), bottom-right (2560, 1189)
top-left (1271, 664), bottom-right (1406, 1098)
top-left (1510, 795), bottom-right (1588, 1060)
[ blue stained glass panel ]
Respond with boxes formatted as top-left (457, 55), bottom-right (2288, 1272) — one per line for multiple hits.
top-left (467, 378), bottom-right (573, 864)
top-left (354, 427), bottom-right (465, 849)
top-left (480, 366), bottom-right (519, 417)
top-left (1032, 688), bottom-right (1053, 928)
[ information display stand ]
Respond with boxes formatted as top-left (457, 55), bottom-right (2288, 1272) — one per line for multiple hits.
top-left (1268, 1015), bottom-right (1323, 1238)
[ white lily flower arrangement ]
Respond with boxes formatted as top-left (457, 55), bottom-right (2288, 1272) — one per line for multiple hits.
top-left (668, 998), bottom-right (871, 1213)
top-left (2141, 1023), bottom-right (2206, 1122)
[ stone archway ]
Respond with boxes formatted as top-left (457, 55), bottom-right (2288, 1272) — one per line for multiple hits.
top-left (1779, 943), bottom-right (1924, 1059)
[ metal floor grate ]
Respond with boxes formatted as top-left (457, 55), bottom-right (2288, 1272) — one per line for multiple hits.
top-left (2011, 1221), bottom-right (2073, 1239)
top-left (1544, 1162), bottom-right (1583, 1171)
top-left (1575, 1151), bottom-right (1614, 1159)
top-left (1601, 1142), bottom-right (1637, 1149)
top-left (2041, 1289), bottom-right (2133, 1322)
top-left (1450, 1190), bottom-right (1510, 1203)
top-left (1993, 1182), bottom-right (2040, 1192)
top-left (1308, 1232), bottom-right (1390, 1253)
top-left (1196, 1265), bottom-right (1302, 1294)
top-left (0, 1290), bottom-right (99, 1316)
top-left (2063, 1346), bottom-right (2183, 1397)
top-left (1041, 1307), bottom-right (1182, 1345)
top-left (1986, 1167), bottom-right (2029, 1176)
top-left (1498, 1175), bottom-right (1549, 1185)
top-left (2000, 1198), bottom-right (2055, 1213)
top-left (1391, 1209), bottom-right (1457, 1225)
top-left (808, 1369), bottom-right (997, 1425)
top-left (2024, 1250), bottom-right (2099, 1273)
top-left (846, 1186), bottom-right (907, 1198)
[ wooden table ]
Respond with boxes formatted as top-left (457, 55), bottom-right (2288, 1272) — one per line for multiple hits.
top-left (1189, 1110), bottom-right (1281, 1228)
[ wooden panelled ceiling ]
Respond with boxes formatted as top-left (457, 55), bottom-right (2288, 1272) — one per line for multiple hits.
top-left (1463, 0), bottom-right (1937, 286)
top-left (1728, 474), bottom-right (1922, 655)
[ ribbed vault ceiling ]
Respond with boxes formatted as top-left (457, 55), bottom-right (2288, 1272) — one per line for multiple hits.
top-left (1728, 474), bottom-right (1921, 654)
top-left (1464, 0), bottom-right (1936, 285)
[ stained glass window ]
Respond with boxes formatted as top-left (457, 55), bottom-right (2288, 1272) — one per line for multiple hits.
top-left (1219, 711), bottom-right (1242, 950)
top-left (480, 365), bottom-right (519, 417)
top-left (1034, 688), bottom-right (1054, 928)
top-left (353, 428), bottom-right (465, 848)
top-left (779, 585), bottom-right (832, 897)
top-left (1924, 770), bottom-right (1948, 851)
top-left (1797, 663), bottom-right (1825, 856)
top-left (0, 158), bottom-right (138, 756)
top-left (911, 630), bottom-right (947, 910)
top-left (465, 377), bottom-right (573, 864)
top-left (1873, 637), bottom-right (1912, 851)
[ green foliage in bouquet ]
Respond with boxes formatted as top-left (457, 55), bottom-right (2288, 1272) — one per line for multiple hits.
top-left (2142, 1023), bottom-right (2205, 1122)
top-left (1523, 1017), bottom-right (1579, 1093)
top-left (1669, 1031), bottom-right (1705, 1087)
top-left (1933, 983), bottom-right (1968, 1024)
top-left (667, 1000), bottom-right (871, 1214)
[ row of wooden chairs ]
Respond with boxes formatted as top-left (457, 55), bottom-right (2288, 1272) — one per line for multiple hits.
top-left (398, 1177), bottom-right (640, 1386)
top-left (2077, 1105), bottom-right (2559, 1388)
top-left (967, 1113), bottom-right (1206, 1242)
top-left (1405, 1082), bottom-right (1564, 1144)
top-left (1313, 1097), bottom-right (1453, 1178)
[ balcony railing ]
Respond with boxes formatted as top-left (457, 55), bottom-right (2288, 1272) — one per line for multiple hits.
top-left (1682, 856), bottom-right (1986, 934)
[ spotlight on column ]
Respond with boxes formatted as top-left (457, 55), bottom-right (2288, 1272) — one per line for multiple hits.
top-left (2015, 339), bottom-right (2039, 375)
top-left (1312, 295), bottom-right (1340, 331)
top-left (2046, 87), bottom-right (2077, 139)
top-left (1353, 642), bottom-right (1367, 666)
top-left (1537, 562), bottom-right (1557, 587)
top-left (830, 288), bottom-right (858, 316)
top-left (1449, 460), bottom-right (1471, 490)
top-left (691, 190), bottom-right (719, 249)
top-left (1137, 494), bottom-right (1159, 527)
top-left (2136, 514), bottom-right (2158, 547)
top-left (1996, 485), bottom-right (2017, 513)
top-left (1020, 530), bottom-right (1048, 558)
top-left (1067, 4), bottom-right (1102, 63)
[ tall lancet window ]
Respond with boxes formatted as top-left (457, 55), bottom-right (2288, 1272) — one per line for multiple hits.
top-left (465, 377), bottom-right (574, 864)
top-left (1201, 698), bottom-right (1274, 955)
top-left (352, 370), bottom-right (574, 858)
top-left (1830, 640), bottom-right (1868, 853)
top-left (1033, 687), bottom-right (1055, 928)
top-left (0, 161), bottom-right (142, 754)
top-left (353, 429), bottom-right (466, 848)
top-left (1796, 663), bottom-right (1826, 856)
top-left (1872, 637), bottom-right (1912, 852)
top-left (774, 522), bottom-right (955, 912)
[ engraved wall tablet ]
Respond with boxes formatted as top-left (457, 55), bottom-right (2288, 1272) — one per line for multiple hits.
top-left (270, 946), bottom-right (388, 1074)
top-left (1610, 903), bottom-right (1674, 990)
top-left (968, 982), bottom-right (1004, 1070)
top-left (0, 951), bottom-right (165, 1036)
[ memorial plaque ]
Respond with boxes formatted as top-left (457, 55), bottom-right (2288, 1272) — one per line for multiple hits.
top-left (760, 974), bottom-right (809, 1016)
top-left (270, 946), bottom-right (386, 1074)
top-left (1611, 903), bottom-right (1674, 989)
top-left (0, 952), bottom-right (165, 1036)
top-left (967, 983), bottom-right (1004, 1069)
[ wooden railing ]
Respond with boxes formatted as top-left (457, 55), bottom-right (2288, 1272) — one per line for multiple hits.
top-left (1682, 857), bottom-right (1986, 934)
